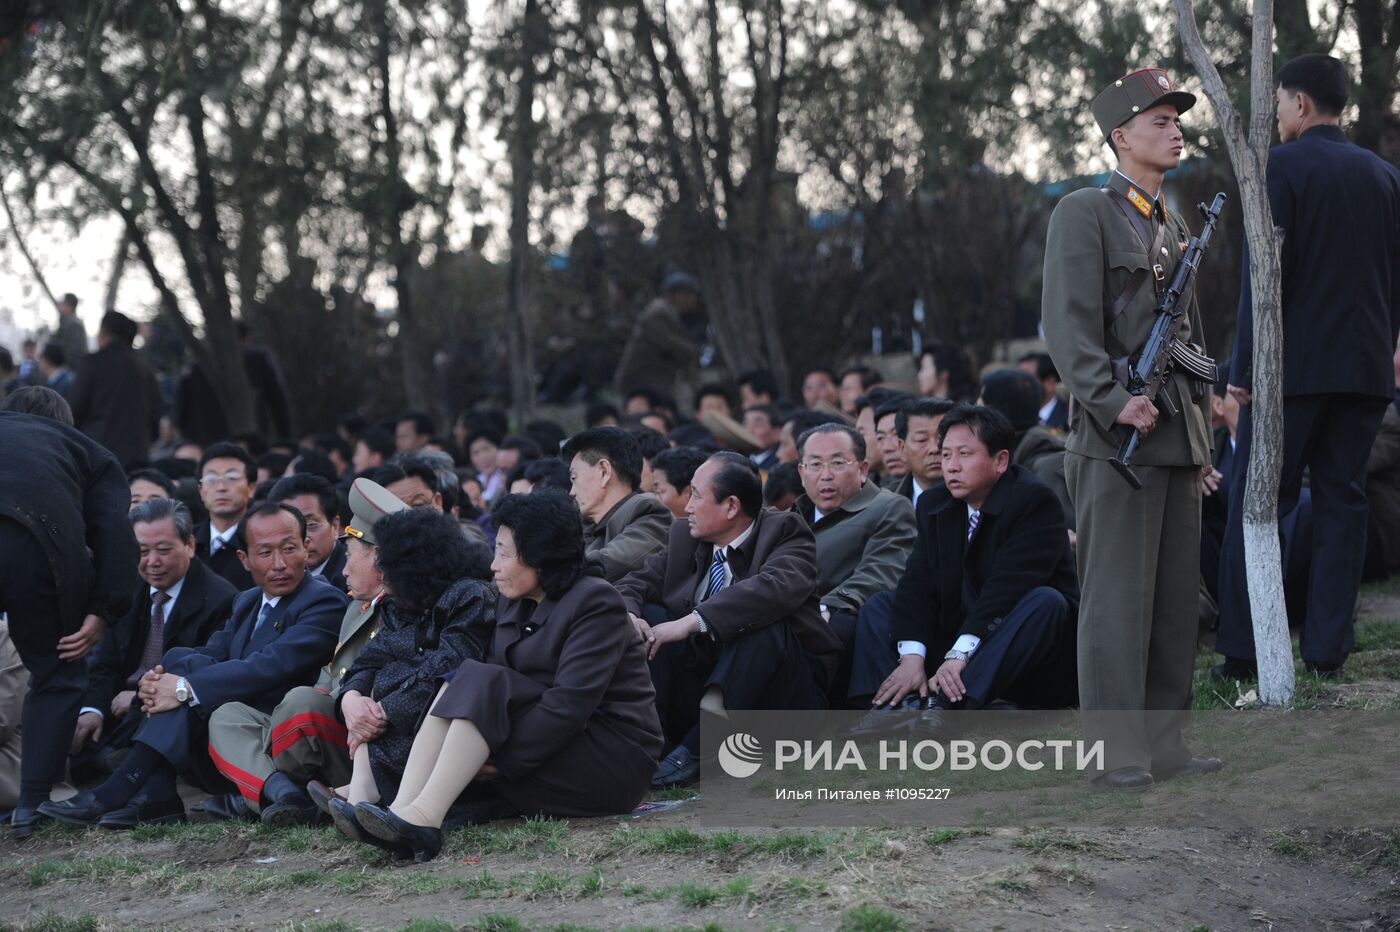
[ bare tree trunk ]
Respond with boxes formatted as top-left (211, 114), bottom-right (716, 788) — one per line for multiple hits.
top-left (1178, 0), bottom-right (1295, 705)
top-left (103, 228), bottom-right (131, 312)
top-left (504, 0), bottom-right (543, 428)
top-left (372, 0), bottom-right (431, 413)
top-left (0, 184), bottom-right (58, 308)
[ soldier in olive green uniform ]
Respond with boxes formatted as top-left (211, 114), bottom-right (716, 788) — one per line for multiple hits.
top-left (1042, 69), bottom-right (1222, 789)
top-left (205, 479), bottom-right (407, 823)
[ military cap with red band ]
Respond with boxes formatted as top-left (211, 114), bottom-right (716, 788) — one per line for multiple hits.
top-left (1092, 68), bottom-right (1197, 140)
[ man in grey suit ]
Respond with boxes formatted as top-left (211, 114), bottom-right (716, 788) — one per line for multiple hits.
top-left (792, 423), bottom-right (916, 705)
top-left (564, 427), bottom-right (672, 581)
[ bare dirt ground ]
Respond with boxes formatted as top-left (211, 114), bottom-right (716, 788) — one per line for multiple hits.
top-left (4, 582), bottom-right (1398, 932)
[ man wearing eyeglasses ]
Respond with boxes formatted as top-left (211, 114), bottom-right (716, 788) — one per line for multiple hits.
top-left (792, 424), bottom-right (915, 706)
top-left (194, 442), bottom-right (257, 591)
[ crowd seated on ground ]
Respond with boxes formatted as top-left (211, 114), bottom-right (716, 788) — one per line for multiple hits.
top-left (5, 331), bottom-right (1396, 855)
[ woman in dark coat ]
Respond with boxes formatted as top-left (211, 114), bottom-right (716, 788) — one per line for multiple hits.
top-left (325, 508), bottom-right (494, 834)
top-left (350, 489), bottom-right (663, 862)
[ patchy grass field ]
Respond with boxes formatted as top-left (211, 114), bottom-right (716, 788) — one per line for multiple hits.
top-left (4, 582), bottom-right (1399, 931)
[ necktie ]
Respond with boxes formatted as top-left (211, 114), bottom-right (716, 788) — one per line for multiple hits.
top-left (253, 601), bottom-right (272, 636)
top-left (130, 590), bottom-right (170, 686)
top-left (701, 549), bottom-right (728, 601)
top-left (967, 510), bottom-right (980, 544)
top-left (210, 535), bottom-right (224, 556)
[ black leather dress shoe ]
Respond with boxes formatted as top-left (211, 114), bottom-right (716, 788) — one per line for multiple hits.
top-left (260, 789), bottom-right (323, 827)
top-left (354, 802), bottom-right (443, 863)
top-left (306, 780), bottom-right (343, 818)
top-left (1157, 756), bottom-right (1225, 781)
top-left (200, 792), bottom-right (255, 822)
top-left (650, 746), bottom-right (700, 788)
top-left (37, 791), bottom-right (109, 826)
top-left (1304, 661), bottom-right (1343, 679)
top-left (10, 806), bottom-right (48, 840)
top-left (98, 795), bottom-right (186, 830)
top-left (1093, 766), bottom-right (1154, 791)
top-left (1210, 658), bottom-right (1258, 682)
top-left (328, 798), bottom-right (410, 859)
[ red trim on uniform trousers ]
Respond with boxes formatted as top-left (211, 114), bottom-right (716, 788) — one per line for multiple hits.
top-left (269, 711), bottom-right (348, 759)
top-left (208, 743), bottom-right (266, 804)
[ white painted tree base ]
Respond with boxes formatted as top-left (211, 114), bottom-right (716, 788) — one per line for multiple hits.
top-left (1244, 518), bottom-right (1296, 706)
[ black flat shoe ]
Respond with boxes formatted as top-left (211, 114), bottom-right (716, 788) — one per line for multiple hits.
top-left (329, 798), bottom-right (411, 860)
top-left (1210, 658), bottom-right (1258, 682)
top-left (1093, 766), bottom-right (1154, 792)
top-left (98, 795), bottom-right (186, 830)
top-left (199, 793), bottom-right (256, 822)
top-left (650, 746), bottom-right (700, 788)
top-left (354, 802), bottom-right (443, 863)
top-left (37, 791), bottom-right (109, 826)
top-left (10, 806), bottom-right (48, 840)
top-left (1157, 756), bottom-right (1225, 781)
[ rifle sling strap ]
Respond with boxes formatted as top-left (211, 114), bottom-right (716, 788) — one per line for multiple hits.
top-left (1104, 196), bottom-right (1169, 333)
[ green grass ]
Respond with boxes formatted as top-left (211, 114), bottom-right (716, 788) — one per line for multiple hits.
top-left (1267, 830), bottom-right (1317, 859)
top-left (1015, 828), bottom-right (1101, 855)
top-left (676, 882), bottom-right (722, 908)
top-left (925, 827), bottom-right (990, 846)
top-left (470, 916), bottom-right (526, 932)
top-left (0, 916), bottom-right (101, 932)
top-left (839, 905), bottom-right (906, 932)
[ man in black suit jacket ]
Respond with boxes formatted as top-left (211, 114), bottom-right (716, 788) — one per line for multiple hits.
top-left (850, 405), bottom-right (1078, 723)
top-left (1219, 55), bottom-right (1400, 678)
top-left (70, 500), bottom-right (238, 778)
top-left (0, 406), bottom-right (137, 837)
top-left (194, 442), bottom-right (257, 591)
top-left (269, 473), bottom-right (349, 593)
top-left (40, 503), bottom-right (347, 828)
top-left (67, 311), bottom-right (161, 470)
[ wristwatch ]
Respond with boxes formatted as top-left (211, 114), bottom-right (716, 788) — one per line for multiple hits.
top-left (174, 677), bottom-right (190, 704)
top-left (943, 649), bottom-right (971, 664)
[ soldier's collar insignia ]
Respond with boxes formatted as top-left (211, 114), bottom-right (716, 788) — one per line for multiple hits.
top-left (1126, 187), bottom-right (1153, 218)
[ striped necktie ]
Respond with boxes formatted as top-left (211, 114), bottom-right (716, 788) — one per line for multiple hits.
top-left (701, 549), bottom-right (728, 601)
top-left (966, 510), bottom-right (980, 544)
top-left (253, 601), bottom-right (272, 636)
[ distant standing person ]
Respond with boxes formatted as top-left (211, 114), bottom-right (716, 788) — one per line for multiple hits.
top-left (614, 272), bottom-right (703, 401)
top-left (54, 292), bottom-right (88, 365)
top-left (1216, 55), bottom-right (1400, 680)
top-left (69, 311), bottom-right (161, 469)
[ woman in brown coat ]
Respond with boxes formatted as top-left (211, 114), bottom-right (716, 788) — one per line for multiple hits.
top-left (350, 489), bottom-right (663, 862)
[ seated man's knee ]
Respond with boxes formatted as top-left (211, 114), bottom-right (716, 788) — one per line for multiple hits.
top-left (1022, 587), bottom-right (1069, 620)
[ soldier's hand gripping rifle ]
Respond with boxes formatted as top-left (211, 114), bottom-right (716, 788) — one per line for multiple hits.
top-left (1110, 192), bottom-right (1227, 490)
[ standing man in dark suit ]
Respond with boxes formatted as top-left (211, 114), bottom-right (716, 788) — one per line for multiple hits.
top-left (194, 442), bottom-right (257, 591)
top-left (0, 406), bottom-right (137, 837)
top-left (1018, 353), bottom-right (1069, 431)
top-left (39, 503), bottom-right (348, 827)
top-left (850, 406), bottom-right (1078, 720)
top-left (1218, 54), bottom-right (1400, 679)
top-left (68, 311), bottom-right (161, 469)
top-left (616, 452), bottom-right (844, 786)
top-left (70, 500), bottom-right (238, 788)
top-left (269, 474), bottom-right (348, 594)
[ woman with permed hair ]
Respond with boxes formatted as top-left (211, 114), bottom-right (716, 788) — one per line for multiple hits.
top-left (321, 507), bottom-right (496, 857)
top-left (345, 489), bottom-right (664, 862)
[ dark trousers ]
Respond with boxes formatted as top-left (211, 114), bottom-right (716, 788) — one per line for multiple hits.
top-left (644, 604), bottom-right (827, 754)
top-left (130, 702), bottom-right (229, 793)
top-left (0, 520), bottom-right (86, 807)
top-left (825, 609), bottom-right (859, 709)
top-left (1217, 394), bottom-right (1387, 666)
top-left (847, 588), bottom-right (1075, 709)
